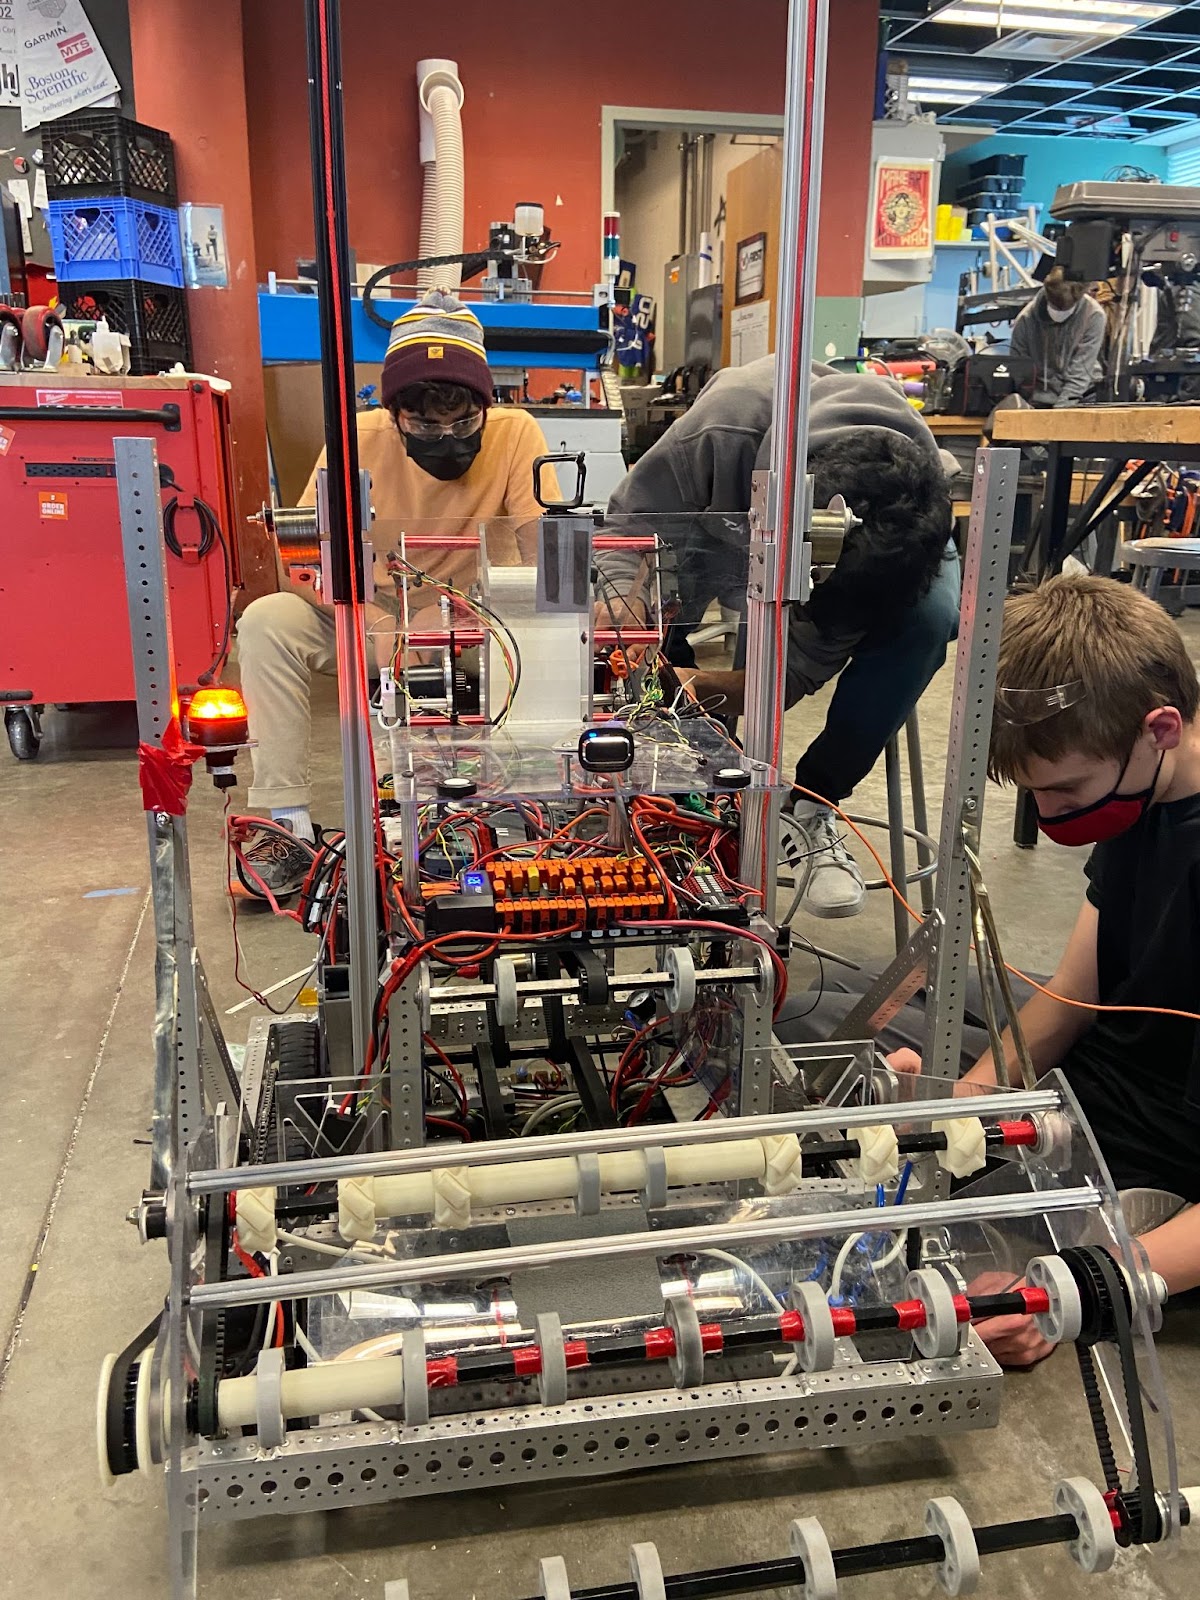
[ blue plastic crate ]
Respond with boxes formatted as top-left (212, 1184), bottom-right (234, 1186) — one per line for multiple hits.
top-left (47, 197), bottom-right (183, 288)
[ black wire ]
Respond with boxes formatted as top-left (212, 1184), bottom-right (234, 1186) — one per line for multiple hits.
top-left (162, 493), bottom-right (235, 685)
top-left (389, 553), bottom-right (522, 723)
top-left (785, 927), bottom-right (826, 1020)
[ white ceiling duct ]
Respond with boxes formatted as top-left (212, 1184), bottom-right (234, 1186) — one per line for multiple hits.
top-left (416, 59), bottom-right (465, 292)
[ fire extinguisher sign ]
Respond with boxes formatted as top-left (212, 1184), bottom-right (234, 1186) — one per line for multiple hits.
top-left (39, 491), bottom-right (69, 520)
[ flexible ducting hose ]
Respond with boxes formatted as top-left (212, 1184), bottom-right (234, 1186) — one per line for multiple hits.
top-left (416, 61), bottom-right (465, 291)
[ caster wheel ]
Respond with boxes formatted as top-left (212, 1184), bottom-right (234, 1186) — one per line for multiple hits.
top-left (6, 706), bottom-right (42, 760)
top-left (0, 308), bottom-right (21, 372)
top-left (21, 305), bottom-right (64, 367)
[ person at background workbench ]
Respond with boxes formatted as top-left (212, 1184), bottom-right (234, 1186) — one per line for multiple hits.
top-left (233, 290), bottom-right (555, 898)
top-left (598, 355), bottom-right (959, 919)
top-left (1009, 265), bottom-right (1106, 408)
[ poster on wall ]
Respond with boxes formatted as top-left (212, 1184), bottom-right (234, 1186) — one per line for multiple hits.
top-left (869, 158), bottom-right (934, 259)
top-left (730, 300), bottom-right (770, 367)
top-left (735, 232), bottom-right (767, 305)
top-left (181, 204), bottom-right (230, 289)
top-left (0, 6), bottom-right (18, 108)
top-left (14, 0), bottom-right (120, 131)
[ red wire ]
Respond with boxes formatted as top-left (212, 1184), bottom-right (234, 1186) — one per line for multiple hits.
top-left (426, 1115), bottom-right (472, 1142)
top-left (422, 1031), bottom-right (470, 1118)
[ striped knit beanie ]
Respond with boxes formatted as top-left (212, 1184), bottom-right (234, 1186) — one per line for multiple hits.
top-left (380, 289), bottom-right (492, 411)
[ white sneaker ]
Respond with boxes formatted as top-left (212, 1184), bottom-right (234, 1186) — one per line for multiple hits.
top-left (783, 800), bottom-right (866, 919)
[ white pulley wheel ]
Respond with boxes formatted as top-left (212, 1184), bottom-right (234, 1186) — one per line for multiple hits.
top-left (789, 1515), bottom-right (838, 1599)
top-left (495, 956), bottom-right (520, 1028)
top-left (97, 1352), bottom-right (118, 1488)
top-left (664, 1293), bottom-right (705, 1388)
top-left (663, 946), bottom-right (696, 1014)
top-left (907, 1268), bottom-right (960, 1359)
top-left (402, 1325), bottom-right (429, 1426)
top-left (925, 1497), bottom-right (980, 1594)
top-left (1055, 1477), bottom-right (1117, 1573)
top-left (629, 1542), bottom-right (667, 1600)
top-left (536, 1312), bottom-right (568, 1408)
top-left (791, 1281), bottom-right (836, 1373)
top-left (1026, 1255), bottom-right (1082, 1345)
top-left (539, 1555), bottom-right (573, 1598)
top-left (135, 1350), bottom-right (156, 1480)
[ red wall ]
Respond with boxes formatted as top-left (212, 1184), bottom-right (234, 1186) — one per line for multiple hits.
top-left (242, 0), bottom-right (879, 300)
top-left (128, 0), bottom-right (274, 599)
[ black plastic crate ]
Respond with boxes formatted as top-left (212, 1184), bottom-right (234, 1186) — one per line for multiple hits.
top-left (41, 110), bottom-right (177, 206)
top-left (969, 153), bottom-right (1025, 182)
top-left (58, 278), bottom-right (191, 374)
top-left (956, 177), bottom-right (1025, 203)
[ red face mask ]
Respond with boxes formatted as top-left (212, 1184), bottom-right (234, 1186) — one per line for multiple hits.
top-left (1036, 749), bottom-right (1164, 847)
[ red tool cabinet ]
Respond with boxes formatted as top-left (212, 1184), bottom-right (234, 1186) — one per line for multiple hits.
top-left (0, 373), bottom-right (242, 758)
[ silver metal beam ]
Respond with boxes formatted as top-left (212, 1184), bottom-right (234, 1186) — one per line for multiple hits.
top-left (923, 449), bottom-right (1019, 1080)
top-left (191, 1185), bottom-right (1101, 1309)
top-left (115, 436), bottom-right (205, 1186)
top-left (740, 0), bottom-right (830, 899)
top-left (187, 1087), bottom-right (1064, 1194)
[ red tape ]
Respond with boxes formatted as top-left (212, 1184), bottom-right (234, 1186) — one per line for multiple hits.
top-left (426, 1356), bottom-right (458, 1388)
top-left (829, 1307), bottom-right (857, 1338)
top-left (998, 1119), bottom-right (1038, 1147)
top-left (512, 1345), bottom-right (542, 1378)
top-left (894, 1298), bottom-right (927, 1332)
top-left (644, 1327), bottom-right (676, 1361)
top-left (1017, 1286), bottom-right (1051, 1316)
top-left (563, 1340), bottom-right (590, 1370)
top-left (699, 1323), bottom-right (724, 1355)
top-left (138, 718), bottom-right (205, 816)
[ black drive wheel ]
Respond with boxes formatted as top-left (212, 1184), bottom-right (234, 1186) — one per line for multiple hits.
top-left (6, 706), bottom-right (42, 760)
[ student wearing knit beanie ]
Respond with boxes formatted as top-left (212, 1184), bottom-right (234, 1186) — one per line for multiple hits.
top-left (232, 288), bottom-right (558, 897)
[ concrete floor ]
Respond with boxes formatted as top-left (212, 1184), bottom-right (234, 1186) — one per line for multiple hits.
top-left (2, 625), bottom-right (1199, 1599)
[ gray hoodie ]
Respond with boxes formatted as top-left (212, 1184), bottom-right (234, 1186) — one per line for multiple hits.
top-left (1009, 291), bottom-right (1106, 407)
top-left (601, 355), bottom-right (952, 704)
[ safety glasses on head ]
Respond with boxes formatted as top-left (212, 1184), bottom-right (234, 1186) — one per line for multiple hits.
top-left (993, 680), bottom-right (1086, 727)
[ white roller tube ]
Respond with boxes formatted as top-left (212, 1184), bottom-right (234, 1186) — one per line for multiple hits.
top-left (339, 1134), bottom-right (802, 1241)
top-left (416, 59), bottom-right (465, 291)
top-left (218, 1354), bottom-right (405, 1430)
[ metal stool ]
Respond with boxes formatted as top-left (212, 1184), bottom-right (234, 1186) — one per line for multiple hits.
top-left (1118, 537), bottom-right (1200, 608)
top-left (779, 708), bottom-right (937, 957)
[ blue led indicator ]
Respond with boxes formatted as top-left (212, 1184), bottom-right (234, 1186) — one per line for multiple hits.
top-left (462, 871), bottom-right (487, 891)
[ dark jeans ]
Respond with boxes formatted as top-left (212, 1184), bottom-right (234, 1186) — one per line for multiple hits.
top-left (669, 544), bottom-right (962, 802)
top-left (775, 962), bottom-right (1039, 1069)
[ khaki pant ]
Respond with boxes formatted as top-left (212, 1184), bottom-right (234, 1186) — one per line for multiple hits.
top-left (237, 590), bottom-right (393, 812)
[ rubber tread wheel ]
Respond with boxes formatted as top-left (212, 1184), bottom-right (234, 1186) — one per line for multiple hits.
top-left (6, 707), bottom-right (41, 760)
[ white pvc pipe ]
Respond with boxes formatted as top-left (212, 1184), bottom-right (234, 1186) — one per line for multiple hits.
top-left (218, 1355), bottom-right (405, 1430)
top-left (340, 1136), bottom-right (791, 1240)
top-left (416, 60), bottom-right (465, 291)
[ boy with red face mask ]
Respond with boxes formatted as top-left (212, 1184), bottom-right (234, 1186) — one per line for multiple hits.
top-left (781, 576), bottom-right (1200, 1355)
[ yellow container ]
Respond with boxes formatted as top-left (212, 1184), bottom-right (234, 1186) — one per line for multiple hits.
top-left (936, 203), bottom-right (954, 241)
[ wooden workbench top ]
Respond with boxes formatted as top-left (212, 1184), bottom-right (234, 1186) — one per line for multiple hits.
top-left (924, 414), bottom-right (988, 436)
top-left (992, 404), bottom-right (1200, 447)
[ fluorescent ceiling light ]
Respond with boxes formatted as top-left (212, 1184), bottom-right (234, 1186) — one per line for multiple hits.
top-left (946, 0), bottom-right (1174, 16)
top-left (938, 0), bottom-right (1175, 33)
top-left (908, 75), bottom-right (1007, 93)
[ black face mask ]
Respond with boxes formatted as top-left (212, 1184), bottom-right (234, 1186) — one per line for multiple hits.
top-left (403, 428), bottom-right (483, 481)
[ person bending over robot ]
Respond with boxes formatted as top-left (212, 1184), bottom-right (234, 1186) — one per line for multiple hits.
top-left (599, 354), bottom-right (959, 919)
top-left (782, 577), bottom-right (1200, 1364)
top-left (233, 290), bottom-right (555, 897)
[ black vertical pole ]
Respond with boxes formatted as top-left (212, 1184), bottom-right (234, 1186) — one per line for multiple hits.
top-left (304, 0), bottom-right (364, 603)
top-left (303, 0), bottom-right (378, 1073)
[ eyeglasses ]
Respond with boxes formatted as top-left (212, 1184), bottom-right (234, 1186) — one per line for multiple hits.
top-left (398, 410), bottom-right (484, 441)
top-left (993, 680), bottom-right (1086, 727)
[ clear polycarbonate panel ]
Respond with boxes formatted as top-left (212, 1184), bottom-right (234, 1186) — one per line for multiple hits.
top-left (363, 512), bottom-right (781, 804)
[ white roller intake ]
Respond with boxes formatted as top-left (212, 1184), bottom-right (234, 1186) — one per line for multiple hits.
top-left (218, 1353), bottom-right (405, 1431)
top-left (339, 1134), bottom-right (804, 1240)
